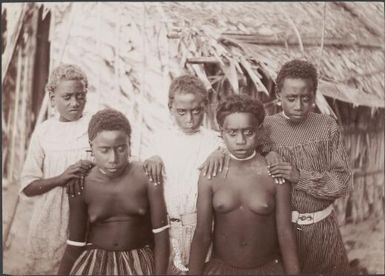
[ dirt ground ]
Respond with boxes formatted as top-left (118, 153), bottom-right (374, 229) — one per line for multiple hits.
top-left (2, 183), bottom-right (384, 275)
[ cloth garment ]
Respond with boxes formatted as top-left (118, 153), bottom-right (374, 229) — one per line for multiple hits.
top-left (203, 256), bottom-right (284, 275)
top-left (20, 114), bottom-right (92, 275)
top-left (70, 245), bottom-right (154, 275)
top-left (147, 125), bottom-right (222, 273)
top-left (263, 112), bottom-right (352, 274)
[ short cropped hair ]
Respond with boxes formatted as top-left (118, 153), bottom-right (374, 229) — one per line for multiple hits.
top-left (88, 109), bottom-right (131, 142)
top-left (46, 64), bottom-right (88, 96)
top-left (275, 59), bottom-right (318, 94)
top-left (216, 94), bottom-right (265, 128)
top-left (168, 75), bottom-right (208, 108)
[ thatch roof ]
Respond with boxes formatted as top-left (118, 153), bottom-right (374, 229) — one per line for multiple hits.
top-left (2, 2), bottom-right (384, 158)
top-left (160, 2), bottom-right (384, 109)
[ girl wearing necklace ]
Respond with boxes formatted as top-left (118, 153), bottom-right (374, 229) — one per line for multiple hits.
top-left (188, 94), bottom-right (299, 274)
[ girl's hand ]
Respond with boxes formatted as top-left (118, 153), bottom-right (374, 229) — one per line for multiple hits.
top-left (60, 160), bottom-right (93, 183)
top-left (268, 162), bottom-right (300, 184)
top-left (199, 148), bottom-right (227, 179)
top-left (143, 156), bottom-right (164, 185)
top-left (66, 177), bottom-right (84, 197)
top-left (265, 151), bottom-right (286, 185)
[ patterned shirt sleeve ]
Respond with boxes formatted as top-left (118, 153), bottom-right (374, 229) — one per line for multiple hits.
top-left (20, 125), bottom-right (45, 195)
top-left (294, 120), bottom-right (352, 201)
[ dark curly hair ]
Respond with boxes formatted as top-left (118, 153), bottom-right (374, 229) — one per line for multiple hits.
top-left (168, 75), bottom-right (208, 108)
top-left (216, 94), bottom-right (265, 128)
top-left (88, 109), bottom-right (131, 142)
top-left (46, 64), bottom-right (88, 96)
top-left (275, 59), bottom-right (318, 94)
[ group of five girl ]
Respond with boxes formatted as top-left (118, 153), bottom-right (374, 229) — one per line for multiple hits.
top-left (20, 59), bottom-right (352, 275)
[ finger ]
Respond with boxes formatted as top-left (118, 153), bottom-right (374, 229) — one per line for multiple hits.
top-left (201, 161), bottom-right (209, 176)
top-left (147, 166), bottom-right (154, 182)
top-left (143, 163), bottom-right (149, 175)
top-left (212, 161), bottom-right (218, 177)
top-left (268, 166), bottom-right (290, 175)
top-left (207, 161), bottom-right (214, 180)
top-left (155, 165), bottom-right (161, 185)
top-left (80, 175), bottom-right (85, 190)
top-left (218, 157), bottom-right (224, 173)
top-left (68, 181), bottom-right (74, 198)
top-left (74, 179), bottom-right (81, 196)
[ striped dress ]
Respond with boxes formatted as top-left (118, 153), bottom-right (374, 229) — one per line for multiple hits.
top-left (263, 112), bottom-right (352, 274)
top-left (70, 245), bottom-right (154, 275)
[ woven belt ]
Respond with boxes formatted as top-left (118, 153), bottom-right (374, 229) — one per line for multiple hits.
top-left (169, 212), bottom-right (197, 227)
top-left (292, 204), bottom-right (334, 225)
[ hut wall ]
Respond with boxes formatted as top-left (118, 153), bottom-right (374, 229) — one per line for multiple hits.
top-left (2, 6), bottom-right (40, 186)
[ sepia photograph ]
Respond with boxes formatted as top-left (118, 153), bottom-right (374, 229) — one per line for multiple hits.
top-left (2, 1), bottom-right (384, 275)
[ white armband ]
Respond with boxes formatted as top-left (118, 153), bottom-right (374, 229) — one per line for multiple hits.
top-left (67, 240), bottom-right (87, 247)
top-left (152, 224), bottom-right (170, 234)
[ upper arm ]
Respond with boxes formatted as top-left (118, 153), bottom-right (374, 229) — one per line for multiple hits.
top-left (275, 182), bottom-right (292, 227)
top-left (147, 177), bottom-right (168, 228)
top-left (195, 176), bottom-right (214, 233)
top-left (68, 194), bottom-right (88, 242)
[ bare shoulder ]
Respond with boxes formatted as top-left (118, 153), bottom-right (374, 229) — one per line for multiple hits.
top-left (198, 171), bottom-right (215, 189)
top-left (129, 161), bottom-right (147, 178)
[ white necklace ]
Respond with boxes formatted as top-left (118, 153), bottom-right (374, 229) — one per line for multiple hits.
top-left (282, 111), bottom-right (291, 119)
top-left (229, 150), bottom-right (256, 161)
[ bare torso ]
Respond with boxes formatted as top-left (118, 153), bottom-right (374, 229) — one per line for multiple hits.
top-left (84, 162), bottom-right (153, 250)
top-left (210, 154), bottom-right (279, 268)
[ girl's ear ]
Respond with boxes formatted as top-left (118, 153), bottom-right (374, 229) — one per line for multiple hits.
top-left (49, 92), bottom-right (56, 107)
top-left (88, 140), bottom-right (94, 156)
top-left (219, 127), bottom-right (224, 138)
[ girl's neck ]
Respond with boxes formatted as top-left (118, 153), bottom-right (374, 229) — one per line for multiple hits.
top-left (97, 162), bottom-right (129, 179)
top-left (229, 150), bottom-right (256, 161)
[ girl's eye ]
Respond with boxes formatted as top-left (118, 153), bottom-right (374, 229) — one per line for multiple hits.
top-left (100, 148), bottom-right (108, 153)
top-left (192, 107), bottom-right (202, 115)
top-left (303, 96), bottom-right (311, 103)
top-left (177, 109), bottom-right (186, 115)
top-left (76, 93), bottom-right (86, 100)
top-left (287, 97), bottom-right (295, 102)
top-left (227, 130), bottom-right (237, 136)
top-left (244, 129), bottom-right (254, 136)
top-left (63, 96), bottom-right (71, 100)
top-left (117, 145), bottom-right (126, 152)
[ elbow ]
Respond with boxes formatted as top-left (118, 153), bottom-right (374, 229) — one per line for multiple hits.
top-left (22, 186), bottom-right (34, 197)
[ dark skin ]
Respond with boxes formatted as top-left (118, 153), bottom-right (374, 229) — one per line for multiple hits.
top-left (22, 159), bottom-right (93, 197)
top-left (188, 112), bottom-right (299, 274)
top-left (143, 92), bottom-right (226, 183)
top-left (268, 78), bottom-right (315, 181)
top-left (58, 130), bottom-right (169, 275)
top-left (23, 79), bottom-right (94, 197)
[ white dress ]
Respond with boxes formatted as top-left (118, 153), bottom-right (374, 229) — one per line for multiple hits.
top-left (20, 114), bottom-right (92, 275)
top-left (149, 126), bottom-right (222, 273)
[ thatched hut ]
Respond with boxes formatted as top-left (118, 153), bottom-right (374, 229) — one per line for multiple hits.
top-left (2, 2), bottom-right (383, 235)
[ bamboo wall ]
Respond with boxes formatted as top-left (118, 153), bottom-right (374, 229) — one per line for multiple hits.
top-left (2, 6), bottom-right (39, 186)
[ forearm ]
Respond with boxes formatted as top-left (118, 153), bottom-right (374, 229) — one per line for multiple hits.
top-left (295, 168), bottom-right (352, 200)
top-left (188, 232), bottom-right (211, 275)
top-left (23, 176), bottom-right (65, 197)
top-left (153, 231), bottom-right (169, 275)
top-left (278, 228), bottom-right (300, 274)
top-left (57, 246), bottom-right (84, 275)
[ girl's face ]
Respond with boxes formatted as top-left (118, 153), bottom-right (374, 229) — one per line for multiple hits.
top-left (50, 80), bottom-right (87, 122)
top-left (90, 130), bottom-right (130, 177)
top-left (221, 112), bottom-right (258, 159)
top-left (170, 93), bottom-right (205, 134)
top-left (277, 78), bottom-right (315, 123)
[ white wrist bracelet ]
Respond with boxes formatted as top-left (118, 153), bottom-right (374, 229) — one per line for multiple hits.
top-left (152, 224), bottom-right (170, 234)
top-left (67, 240), bottom-right (87, 247)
